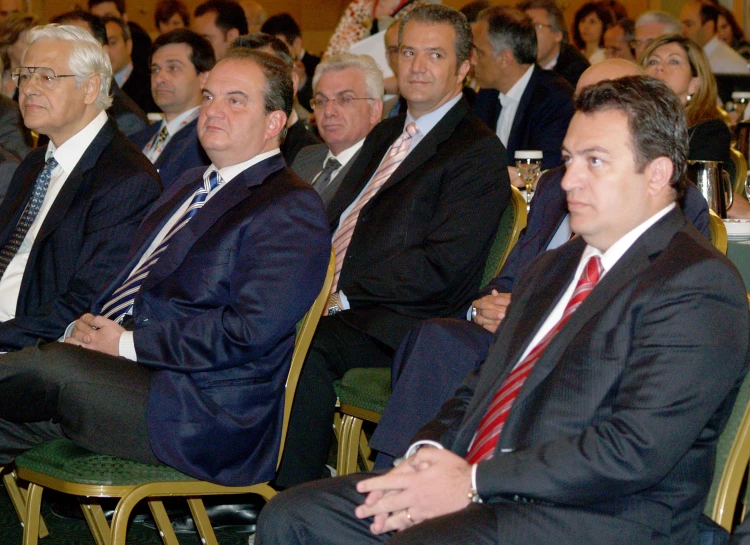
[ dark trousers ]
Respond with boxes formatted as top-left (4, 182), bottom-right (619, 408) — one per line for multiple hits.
top-left (370, 318), bottom-right (493, 466)
top-left (275, 314), bottom-right (394, 488)
top-left (0, 342), bottom-right (158, 465)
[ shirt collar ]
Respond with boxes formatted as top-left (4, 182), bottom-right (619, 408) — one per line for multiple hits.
top-left (704, 36), bottom-right (720, 56)
top-left (325, 138), bottom-right (365, 166)
top-left (45, 110), bottom-right (108, 174)
top-left (406, 92), bottom-right (462, 138)
top-left (163, 105), bottom-right (200, 136)
top-left (114, 62), bottom-right (133, 88)
top-left (544, 51), bottom-right (560, 70)
top-left (204, 148), bottom-right (281, 184)
top-left (499, 65), bottom-right (534, 107)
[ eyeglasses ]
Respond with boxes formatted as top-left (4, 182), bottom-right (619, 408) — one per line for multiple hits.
top-left (310, 96), bottom-right (374, 109)
top-left (12, 66), bottom-right (78, 90)
top-left (533, 22), bottom-right (554, 31)
top-left (629, 38), bottom-right (654, 50)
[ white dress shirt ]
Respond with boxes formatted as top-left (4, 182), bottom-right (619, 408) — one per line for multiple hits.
top-left (703, 36), bottom-right (749, 74)
top-left (0, 111), bottom-right (109, 321)
top-left (143, 106), bottom-right (200, 163)
top-left (496, 66), bottom-right (534, 147)
top-left (114, 62), bottom-right (133, 88)
top-left (311, 138), bottom-right (365, 186)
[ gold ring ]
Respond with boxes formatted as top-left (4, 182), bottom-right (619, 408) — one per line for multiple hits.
top-left (405, 508), bottom-right (412, 521)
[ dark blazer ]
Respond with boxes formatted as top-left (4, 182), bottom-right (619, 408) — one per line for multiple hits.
top-left (552, 42), bottom-right (590, 88)
top-left (122, 65), bottom-right (159, 115)
top-left (0, 145), bottom-right (19, 203)
top-left (297, 51), bottom-right (321, 114)
top-left (0, 118), bottom-right (161, 351)
top-left (416, 209), bottom-right (749, 544)
top-left (328, 98), bottom-right (511, 349)
top-left (475, 66), bottom-right (574, 170)
top-left (291, 142), bottom-right (361, 205)
top-left (0, 94), bottom-right (32, 160)
top-left (130, 118), bottom-right (209, 189)
top-left (689, 118), bottom-right (734, 181)
top-left (109, 80), bottom-right (149, 137)
top-left (90, 155), bottom-right (331, 486)
top-left (281, 120), bottom-right (321, 165)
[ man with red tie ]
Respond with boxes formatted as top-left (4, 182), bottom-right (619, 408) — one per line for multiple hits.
top-left (258, 75), bottom-right (750, 545)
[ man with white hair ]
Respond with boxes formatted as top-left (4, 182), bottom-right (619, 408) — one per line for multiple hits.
top-left (0, 24), bottom-right (161, 352)
top-left (633, 10), bottom-right (681, 60)
top-left (292, 53), bottom-right (383, 205)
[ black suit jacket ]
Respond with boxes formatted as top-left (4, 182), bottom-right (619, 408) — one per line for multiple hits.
top-left (417, 209), bottom-right (749, 544)
top-left (108, 79), bottom-right (148, 137)
top-left (297, 51), bottom-right (321, 114)
top-left (328, 98), bottom-right (511, 348)
top-left (122, 65), bottom-right (159, 115)
top-left (552, 42), bottom-right (590, 88)
top-left (90, 155), bottom-right (331, 486)
top-left (0, 118), bottom-right (161, 351)
top-left (130, 118), bottom-right (209, 189)
top-left (281, 120), bottom-right (321, 165)
top-left (475, 65), bottom-right (574, 170)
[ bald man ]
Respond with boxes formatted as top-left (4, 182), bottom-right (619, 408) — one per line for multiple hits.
top-left (368, 59), bottom-right (712, 466)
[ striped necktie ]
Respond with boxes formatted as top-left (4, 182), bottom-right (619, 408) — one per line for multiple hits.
top-left (331, 122), bottom-right (418, 292)
top-left (100, 171), bottom-right (222, 324)
top-left (465, 255), bottom-right (604, 464)
top-left (0, 156), bottom-right (58, 280)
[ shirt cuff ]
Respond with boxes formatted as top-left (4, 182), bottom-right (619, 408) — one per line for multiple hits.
top-left (119, 331), bottom-right (137, 361)
top-left (404, 440), bottom-right (444, 458)
top-left (466, 305), bottom-right (473, 321)
top-left (471, 462), bottom-right (478, 493)
top-left (61, 321), bottom-right (76, 341)
top-left (338, 291), bottom-right (350, 310)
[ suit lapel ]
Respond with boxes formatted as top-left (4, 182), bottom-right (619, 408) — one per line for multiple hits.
top-left (153, 119), bottom-right (197, 170)
top-left (0, 150), bottom-right (44, 245)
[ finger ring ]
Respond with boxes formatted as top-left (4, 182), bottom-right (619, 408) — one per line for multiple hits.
top-left (405, 508), bottom-right (412, 522)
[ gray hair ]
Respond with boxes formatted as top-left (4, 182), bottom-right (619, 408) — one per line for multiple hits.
top-left (312, 53), bottom-right (384, 100)
top-left (24, 24), bottom-right (112, 110)
top-left (635, 10), bottom-right (681, 34)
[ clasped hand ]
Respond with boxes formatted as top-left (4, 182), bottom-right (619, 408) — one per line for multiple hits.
top-left (64, 313), bottom-right (124, 356)
top-left (354, 448), bottom-right (473, 535)
top-left (472, 290), bottom-right (511, 333)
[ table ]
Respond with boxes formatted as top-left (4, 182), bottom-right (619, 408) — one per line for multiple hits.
top-left (728, 240), bottom-right (750, 290)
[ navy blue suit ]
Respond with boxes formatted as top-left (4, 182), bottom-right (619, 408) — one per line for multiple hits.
top-left (130, 118), bottom-right (210, 189)
top-left (474, 65), bottom-right (574, 170)
top-left (369, 166), bottom-right (712, 462)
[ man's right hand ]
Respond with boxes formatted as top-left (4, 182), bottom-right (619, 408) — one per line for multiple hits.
top-left (472, 290), bottom-right (511, 333)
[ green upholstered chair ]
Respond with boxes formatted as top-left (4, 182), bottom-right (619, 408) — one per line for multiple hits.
top-left (4, 252), bottom-right (335, 545)
top-left (334, 186), bottom-right (528, 476)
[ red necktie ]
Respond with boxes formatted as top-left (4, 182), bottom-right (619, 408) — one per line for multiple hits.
top-left (465, 255), bottom-right (604, 464)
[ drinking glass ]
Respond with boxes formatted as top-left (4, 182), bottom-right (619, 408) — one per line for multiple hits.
top-left (515, 150), bottom-right (543, 210)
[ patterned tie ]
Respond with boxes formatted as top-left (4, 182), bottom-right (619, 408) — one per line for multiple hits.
top-left (100, 171), bottom-right (221, 324)
top-left (0, 156), bottom-right (58, 280)
top-left (465, 255), bottom-right (604, 464)
top-left (331, 122), bottom-right (418, 292)
top-left (145, 124), bottom-right (169, 162)
top-left (312, 157), bottom-right (342, 192)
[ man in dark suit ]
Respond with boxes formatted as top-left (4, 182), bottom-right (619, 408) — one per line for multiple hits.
top-left (257, 74), bottom-right (749, 545)
top-left (472, 6), bottom-right (574, 176)
top-left (130, 29), bottom-right (214, 189)
top-left (292, 53), bottom-right (383, 205)
top-left (0, 94), bottom-right (32, 161)
top-left (0, 50), bottom-right (331, 488)
top-left (275, 4), bottom-right (510, 489)
top-left (0, 24), bottom-right (161, 353)
top-left (87, 0), bottom-right (153, 74)
top-left (519, 0), bottom-right (589, 87)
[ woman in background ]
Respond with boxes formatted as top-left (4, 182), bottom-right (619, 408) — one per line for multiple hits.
top-left (0, 13), bottom-right (38, 100)
top-left (716, 5), bottom-right (750, 61)
top-left (154, 0), bottom-right (190, 35)
top-left (572, 1), bottom-right (613, 64)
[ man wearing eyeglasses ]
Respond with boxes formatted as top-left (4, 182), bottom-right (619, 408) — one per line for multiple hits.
top-left (0, 24), bottom-right (161, 352)
top-left (292, 53), bottom-right (383, 205)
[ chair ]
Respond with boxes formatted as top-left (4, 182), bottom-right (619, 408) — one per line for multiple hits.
top-left (709, 210), bottom-right (728, 254)
top-left (334, 186), bottom-right (528, 476)
top-left (730, 147), bottom-right (748, 197)
top-left (5, 251), bottom-right (335, 545)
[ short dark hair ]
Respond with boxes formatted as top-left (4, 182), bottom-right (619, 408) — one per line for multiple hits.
top-left (101, 15), bottom-right (130, 42)
top-left (222, 49), bottom-right (294, 119)
top-left (260, 13), bottom-right (301, 44)
top-left (399, 4), bottom-right (473, 67)
top-left (230, 33), bottom-right (294, 70)
top-left (88, 0), bottom-right (125, 15)
top-left (51, 10), bottom-right (107, 46)
top-left (151, 28), bottom-right (216, 74)
top-left (517, 0), bottom-right (568, 43)
top-left (194, 0), bottom-right (249, 36)
top-left (572, 1), bottom-right (614, 50)
top-left (697, 1), bottom-right (719, 26)
top-left (575, 75), bottom-right (688, 198)
top-left (716, 5), bottom-right (745, 43)
top-left (154, 0), bottom-right (190, 29)
top-left (478, 6), bottom-right (537, 65)
top-left (460, 0), bottom-right (491, 24)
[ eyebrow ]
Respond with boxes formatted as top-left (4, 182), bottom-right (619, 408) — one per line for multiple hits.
top-left (562, 145), bottom-right (611, 155)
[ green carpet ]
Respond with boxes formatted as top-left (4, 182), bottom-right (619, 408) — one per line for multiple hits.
top-left (0, 480), bottom-right (251, 545)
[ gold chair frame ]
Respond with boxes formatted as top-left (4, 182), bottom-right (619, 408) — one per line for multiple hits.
top-left (709, 210), bottom-right (728, 254)
top-left (5, 251), bottom-right (335, 545)
top-left (731, 147), bottom-right (748, 197)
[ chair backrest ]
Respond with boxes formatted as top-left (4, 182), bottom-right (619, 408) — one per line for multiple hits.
top-left (276, 250), bottom-right (335, 468)
top-left (731, 147), bottom-right (748, 197)
top-left (480, 185), bottom-right (528, 288)
top-left (705, 350), bottom-right (750, 531)
top-left (709, 210), bottom-right (728, 255)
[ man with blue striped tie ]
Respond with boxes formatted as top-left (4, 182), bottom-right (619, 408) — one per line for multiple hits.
top-left (0, 49), bottom-right (331, 488)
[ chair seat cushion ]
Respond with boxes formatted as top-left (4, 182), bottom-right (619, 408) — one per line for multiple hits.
top-left (15, 439), bottom-right (194, 486)
top-left (334, 368), bottom-right (391, 414)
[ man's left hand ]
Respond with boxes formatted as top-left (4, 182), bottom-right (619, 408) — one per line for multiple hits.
top-left (354, 448), bottom-right (473, 534)
top-left (64, 313), bottom-right (124, 356)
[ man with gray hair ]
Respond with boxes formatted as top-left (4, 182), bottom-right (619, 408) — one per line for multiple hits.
top-left (0, 24), bottom-right (161, 352)
top-left (633, 10), bottom-right (681, 60)
top-left (292, 53), bottom-right (384, 205)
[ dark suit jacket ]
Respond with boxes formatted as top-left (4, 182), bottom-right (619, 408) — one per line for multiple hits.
top-left (0, 118), bottom-right (161, 351)
top-left (109, 79), bottom-right (149, 137)
top-left (122, 65), bottom-right (159, 115)
top-left (552, 42), bottom-right (590, 88)
top-left (291, 142), bottom-right (361, 205)
top-left (130, 118), bottom-right (209, 189)
top-left (328, 98), bottom-right (511, 349)
top-left (0, 94), bottom-right (32, 160)
top-left (475, 65), bottom-right (574, 170)
top-left (417, 209), bottom-right (749, 544)
top-left (281, 120), bottom-right (321, 165)
top-left (0, 145), bottom-right (19, 203)
top-left (90, 155), bottom-right (331, 486)
top-left (297, 51), bottom-right (321, 114)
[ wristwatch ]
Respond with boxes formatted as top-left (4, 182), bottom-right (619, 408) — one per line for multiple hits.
top-left (328, 292), bottom-right (343, 315)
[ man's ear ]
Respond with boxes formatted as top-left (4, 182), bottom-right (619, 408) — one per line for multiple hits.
top-left (291, 70), bottom-right (299, 96)
top-left (646, 156), bottom-right (674, 196)
top-left (199, 71), bottom-right (210, 86)
top-left (265, 110), bottom-right (287, 140)
top-left (226, 28), bottom-right (240, 45)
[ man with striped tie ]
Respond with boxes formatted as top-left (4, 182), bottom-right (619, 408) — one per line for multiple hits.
top-left (257, 76), bottom-right (749, 545)
top-left (0, 49), bottom-right (331, 488)
top-left (275, 3), bottom-right (511, 489)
